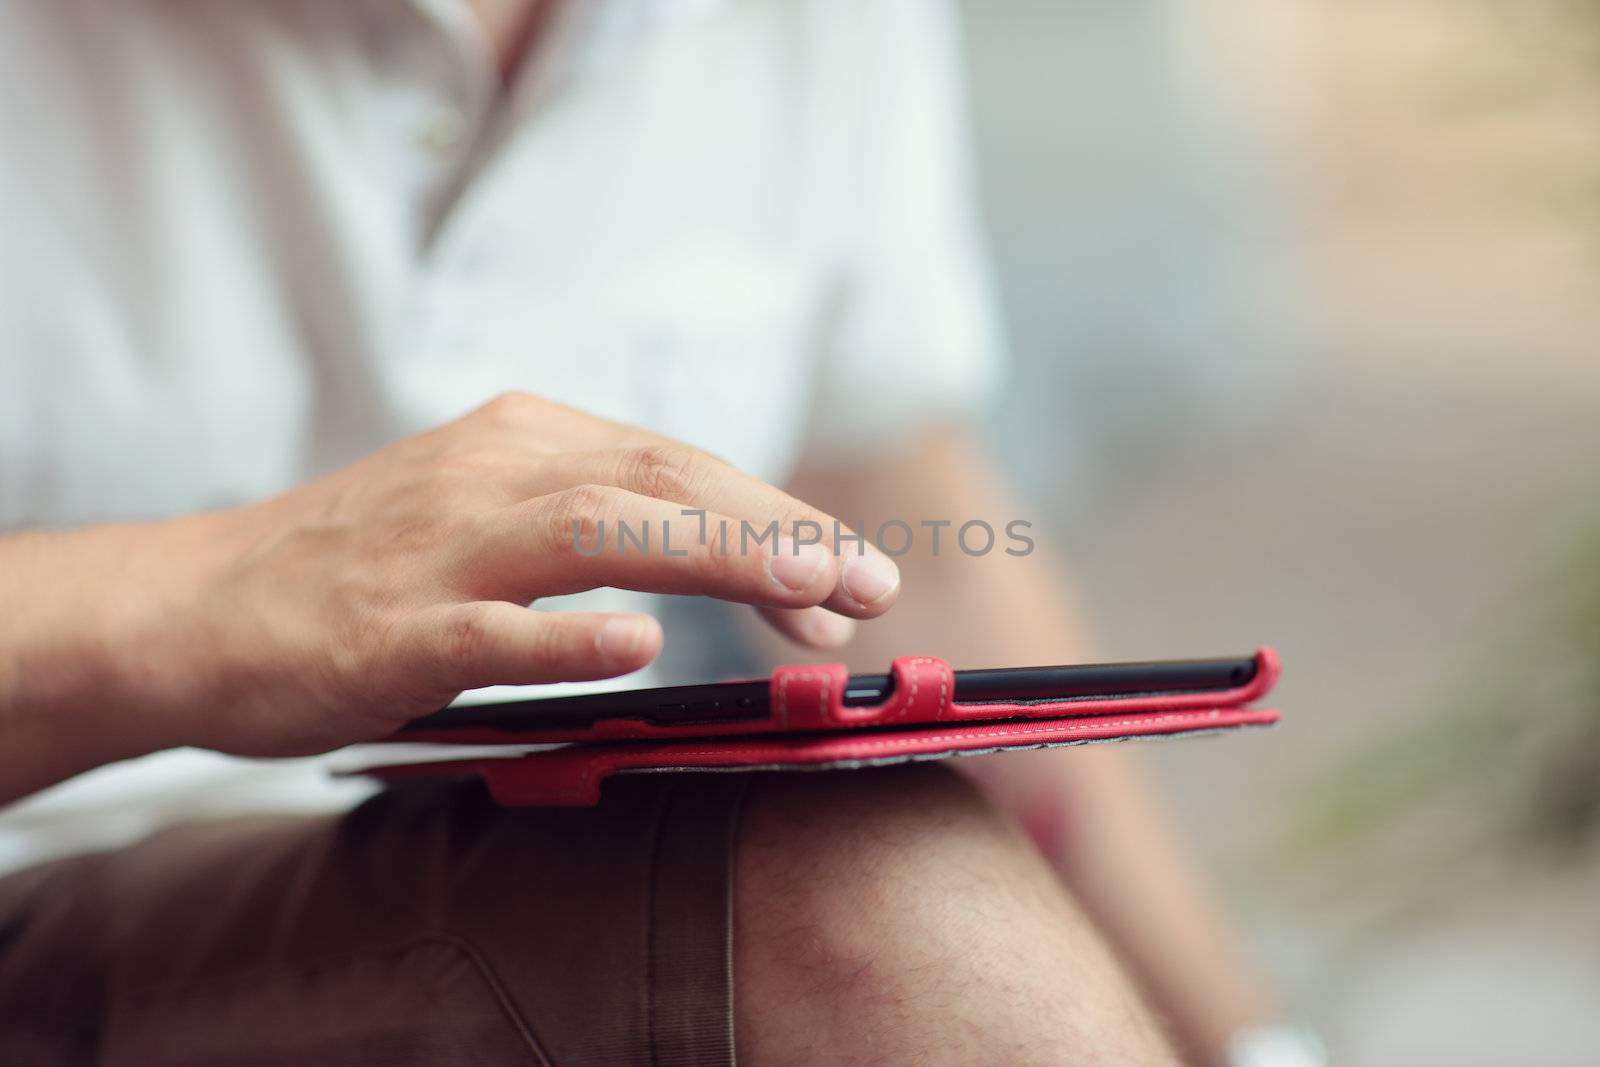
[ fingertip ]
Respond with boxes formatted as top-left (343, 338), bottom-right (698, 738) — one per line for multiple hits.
top-left (832, 549), bottom-right (901, 617)
top-left (765, 538), bottom-right (839, 599)
top-left (594, 613), bottom-right (663, 670)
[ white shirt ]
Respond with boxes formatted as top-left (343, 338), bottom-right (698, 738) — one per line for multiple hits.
top-left (0, 0), bottom-right (1003, 872)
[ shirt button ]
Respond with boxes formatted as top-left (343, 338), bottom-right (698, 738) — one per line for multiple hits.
top-left (418, 108), bottom-right (468, 158)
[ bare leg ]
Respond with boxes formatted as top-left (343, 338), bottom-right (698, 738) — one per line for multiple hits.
top-left (735, 763), bottom-right (1180, 1066)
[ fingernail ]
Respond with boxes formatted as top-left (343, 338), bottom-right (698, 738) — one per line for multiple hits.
top-left (767, 538), bottom-right (831, 592)
top-left (596, 618), bottom-right (646, 660)
top-left (841, 550), bottom-right (900, 607)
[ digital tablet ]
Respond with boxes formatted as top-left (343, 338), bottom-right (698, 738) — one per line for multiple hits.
top-left (398, 653), bottom-right (1260, 735)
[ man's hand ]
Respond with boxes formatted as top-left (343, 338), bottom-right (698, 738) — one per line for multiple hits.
top-left (0, 392), bottom-right (899, 797)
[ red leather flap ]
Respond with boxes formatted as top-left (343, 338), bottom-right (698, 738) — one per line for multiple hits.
top-left (354, 703), bottom-right (1280, 807)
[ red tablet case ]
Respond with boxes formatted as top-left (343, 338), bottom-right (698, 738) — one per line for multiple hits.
top-left (349, 647), bottom-right (1279, 806)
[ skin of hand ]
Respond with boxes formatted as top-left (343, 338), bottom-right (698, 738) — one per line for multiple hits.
top-left (0, 391), bottom-right (897, 801)
top-left (782, 426), bottom-right (1272, 1066)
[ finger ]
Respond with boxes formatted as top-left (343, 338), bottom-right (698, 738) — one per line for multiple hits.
top-left (756, 605), bottom-right (858, 650)
top-left (470, 485), bottom-right (842, 608)
top-left (536, 446), bottom-right (903, 616)
top-left (397, 601), bottom-right (663, 693)
top-left (451, 401), bottom-right (901, 616)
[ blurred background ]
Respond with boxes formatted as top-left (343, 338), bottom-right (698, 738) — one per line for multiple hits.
top-left (12, 1), bottom-right (1591, 1060)
top-left (955, 0), bottom-right (1600, 1062)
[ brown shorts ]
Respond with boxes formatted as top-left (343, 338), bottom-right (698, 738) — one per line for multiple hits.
top-left (0, 774), bottom-right (750, 1066)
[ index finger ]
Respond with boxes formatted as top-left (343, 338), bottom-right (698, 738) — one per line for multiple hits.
top-left (553, 445), bottom-right (901, 617)
top-left (457, 395), bottom-right (901, 617)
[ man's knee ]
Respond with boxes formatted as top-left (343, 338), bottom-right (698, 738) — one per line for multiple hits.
top-left (737, 761), bottom-right (1029, 941)
top-left (734, 762), bottom-right (1177, 1065)
top-left (734, 762), bottom-right (1049, 1025)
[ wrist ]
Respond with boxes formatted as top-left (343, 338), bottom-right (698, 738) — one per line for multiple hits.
top-left (92, 511), bottom-right (247, 753)
top-left (1, 513), bottom-right (238, 774)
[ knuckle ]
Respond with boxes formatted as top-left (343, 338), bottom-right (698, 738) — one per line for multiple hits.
top-left (664, 525), bottom-right (745, 593)
top-left (624, 444), bottom-right (706, 502)
top-left (326, 593), bottom-right (396, 678)
top-left (696, 546), bottom-right (748, 592)
top-left (544, 483), bottom-right (616, 544)
top-left (693, 529), bottom-right (743, 575)
top-left (475, 390), bottom-right (542, 428)
top-left (440, 607), bottom-right (492, 675)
